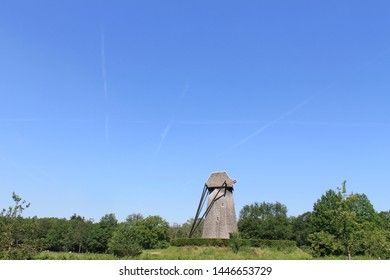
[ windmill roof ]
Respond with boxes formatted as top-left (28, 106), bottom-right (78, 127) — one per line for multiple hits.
top-left (205, 171), bottom-right (234, 188)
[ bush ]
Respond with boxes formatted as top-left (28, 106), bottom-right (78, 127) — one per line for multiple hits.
top-left (307, 231), bottom-right (342, 257)
top-left (108, 224), bottom-right (143, 257)
top-left (109, 242), bottom-right (142, 258)
top-left (244, 239), bottom-right (296, 250)
top-left (230, 232), bottom-right (242, 254)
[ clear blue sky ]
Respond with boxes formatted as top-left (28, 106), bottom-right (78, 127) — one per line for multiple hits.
top-left (1, 1), bottom-right (389, 224)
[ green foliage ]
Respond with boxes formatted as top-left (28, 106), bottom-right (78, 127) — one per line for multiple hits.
top-left (309, 181), bottom-right (389, 259)
top-left (86, 213), bottom-right (117, 253)
top-left (169, 218), bottom-right (203, 239)
top-left (243, 239), bottom-right (296, 249)
top-left (0, 193), bottom-right (36, 259)
top-left (230, 232), bottom-right (242, 254)
top-left (108, 223), bottom-right (143, 257)
top-left (34, 251), bottom-right (117, 260)
top-left (171, 238), bottom-right (230, 247)
top-left (308, 231), bottom-right (342, 257)
top-left (3, 186), bottom-right (390, 260)
top-left (140, 245), bottom-right (310, 260)
top-left (171, 238), bottom-right (296, 250)
top-left (133, 215), bottom-right (170, 249)
top-left (69, 214), bottom-right (93, 253)
top-left (126, 213), bottom-right (144, 224)
top-left (41, 218), bottom-right (72, 252)
top-left (290, 212), bottom-right (314, 247)
top-left (238, 201), bottom-right (292, 240)
top-left (34, 245), bottom-right (312, 260)
top-left (108, 214), bottom-right (170, 257)
top-left (32, 216), bottom-right (91, 253)
top-left (354, 223), bottom-right (390, 258)
top-left (379, 211), bottom-right (390, 239)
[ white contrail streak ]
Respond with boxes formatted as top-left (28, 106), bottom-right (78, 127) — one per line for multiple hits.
top-left (156, 120), bottom-right (173, 155)
top-left (229, 83), bottom-right (336, 150)
top-left (219, 46), bottom-right (390, 154)
top-left (174, 119), bottom-right (390, 128)
top-left (231, 94), bottom-right (317, 149)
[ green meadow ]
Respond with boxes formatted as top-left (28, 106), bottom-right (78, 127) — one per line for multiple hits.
top-left (34, 246), bottom-right (311, 260)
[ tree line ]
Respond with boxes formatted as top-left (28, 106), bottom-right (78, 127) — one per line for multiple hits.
top-left (238, 181), bottom-right (390, 259)
top-left (1, 181), bottom-right (390, 259)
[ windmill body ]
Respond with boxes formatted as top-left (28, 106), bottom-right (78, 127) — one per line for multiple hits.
top-left (189, 171), bottom-right (237, 239)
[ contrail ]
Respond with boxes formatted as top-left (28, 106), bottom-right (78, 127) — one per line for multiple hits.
top-left (101, 30), bottom-right (108, 98)
top-left (156, 120), bottom-right (173, 155)
top-left (229, 83), bottom-right (336, 150)
top-left (174, 119), bottom-right (390, 128)
top-left (153, 81), bottom-right (189, 157)
top-left (278, 120), bottom-right (390, 128)
top-left (218, 45), bottom-right (390, 155)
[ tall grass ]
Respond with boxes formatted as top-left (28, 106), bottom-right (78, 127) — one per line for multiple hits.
top-left (34, 246), bottom-right (381, 260)
top-left (34, 251), bottom-right (117, 260)
top-left (139, 246), bottom-right (312, 260)
top-left (34, 246), bottom-right (313, 260)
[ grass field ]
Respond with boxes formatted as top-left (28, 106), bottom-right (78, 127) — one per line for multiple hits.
top-left (34, 246), bottom-right (313, 260)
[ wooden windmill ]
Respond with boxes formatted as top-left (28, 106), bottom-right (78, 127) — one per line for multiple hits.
top-left (189, 171), bottom-right (237, 238)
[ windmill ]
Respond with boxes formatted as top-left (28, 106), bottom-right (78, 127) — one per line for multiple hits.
top-left (189, 171), bottom-right (238, 238)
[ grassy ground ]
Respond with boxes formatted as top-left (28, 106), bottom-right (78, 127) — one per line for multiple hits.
top-left (34, 251), bottom-right (117, 260)
top-left (141, 246), bottom-right (312, 260)
top-left (34, 246), bottom-right (313, 260)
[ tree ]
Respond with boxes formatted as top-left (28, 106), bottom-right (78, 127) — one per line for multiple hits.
top-left (126, 213), bottom-right (144, 225)
top-left (0, 193), bottom-right (36, 259)
top-left (169, 218), bottom-right (203, 239)
top-left (86, 213), bottom-right (118, 253)
top-left (308, 231), bottom-right (342, 257)
top-left (134, 215), bottom-right (170, 249)
top-left (355, 222), bottom-right (390, 258)
top-left (69, 214), bottom-right (92, 253)
top-left (34, 217), bottom-right (61, 251)
top-left (311, 188), bottom-right (342, 236)
top-left (309, 181), bottom-right (387, 259)
top-left (379, 210), bottom-right (390, 240)
top-left (108, 223), bottom-right (142, 257)
top-left (290, 211), bottom-right (314, 247)
top-left (108, 214), bottom-right (170, 257)
top-left (238, 201), bottom-right (292, 240)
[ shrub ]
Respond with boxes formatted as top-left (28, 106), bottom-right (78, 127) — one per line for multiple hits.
top-left (108, 224), bottom-right (143, 257)
top-left (244, 239), bottom-right (296, 250)
top-left (230, 232), bottom-right (242, 254)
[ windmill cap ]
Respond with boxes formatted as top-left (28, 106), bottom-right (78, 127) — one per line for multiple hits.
top-left (206, 171), bottom-right (235, 188)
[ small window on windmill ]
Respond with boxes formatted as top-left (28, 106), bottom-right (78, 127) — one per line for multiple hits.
top-left (221, 202), bottom-right (224, 207)
top-left (216, 217), bottom-right (220, 221)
